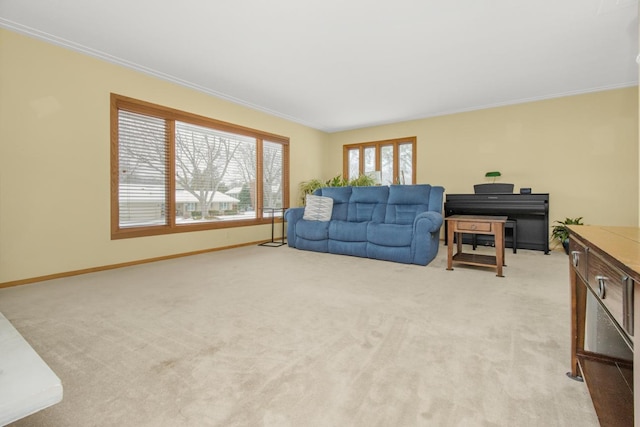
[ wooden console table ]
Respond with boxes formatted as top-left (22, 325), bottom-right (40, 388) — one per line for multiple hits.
top-left (445, 215), bottom-right (507, 277)
top-left (568, 225), bottom-right (640, 426)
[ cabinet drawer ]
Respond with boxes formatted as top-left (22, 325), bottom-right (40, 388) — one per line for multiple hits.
top-left (587, 251), bottom-right (634, 338)
top-left (569, 237), bottom-right (588, 282)
top-left (456, 221), bottom-right (491, 232)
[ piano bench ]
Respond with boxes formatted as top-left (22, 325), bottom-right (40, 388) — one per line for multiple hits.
top-left (472, 219), bottom-right (517, 254)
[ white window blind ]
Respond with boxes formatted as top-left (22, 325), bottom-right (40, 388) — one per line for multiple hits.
top-left (118, 110), bottom-right (168, 228)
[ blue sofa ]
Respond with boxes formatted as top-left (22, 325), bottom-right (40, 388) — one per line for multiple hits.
top-left (284, 184), bottom-right (445, 265)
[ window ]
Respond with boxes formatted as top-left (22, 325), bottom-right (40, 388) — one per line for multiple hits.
top-left (343, 137), bottom-right (416, 185)
top-left (111, 94), bottom-right (289, 239)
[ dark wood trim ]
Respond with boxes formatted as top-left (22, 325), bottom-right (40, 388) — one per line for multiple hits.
top-left (577, 351), bottom-right (634, 426)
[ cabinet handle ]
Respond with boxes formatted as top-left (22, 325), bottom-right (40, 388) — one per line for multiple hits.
top-left (571, 251), bottom-right (580, 267)
top-left (623, 276), bottom-right (634, 336)
top-left (596, 275), bottom-right (607, 299)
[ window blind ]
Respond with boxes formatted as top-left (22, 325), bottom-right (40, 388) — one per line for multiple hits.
top-left (117, 110), bottom-right (169, 228)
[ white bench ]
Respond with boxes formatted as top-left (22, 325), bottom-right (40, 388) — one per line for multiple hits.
top-left (0, 312), bottom-right (63, 426)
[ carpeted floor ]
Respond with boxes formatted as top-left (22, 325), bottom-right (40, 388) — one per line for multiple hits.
top-left (0, 242), bottom-right (598, 426)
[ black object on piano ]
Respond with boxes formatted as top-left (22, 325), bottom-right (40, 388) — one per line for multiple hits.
top-left (473, 183), bottom-right (514, 194)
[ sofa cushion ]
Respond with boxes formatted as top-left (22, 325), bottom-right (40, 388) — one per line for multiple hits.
top-left (387, 184), bottom-right (432, 204)
top-left (318, 187), bottom-right (352, 221)
top-left (318, 186), bottom-right (352, 203)
top-left (303, 195), bottom-right (333, 221)
top-left (329, 220), bottom-right (368, 242)
top-left (367, 243), bottom-right (412, 264)
top-left (368, 223), bottom-right (414, 247)
top-left (347, 186), bottom-right (388, 223)
top-left (295, 220), bottom-right (330, 241)
top-left (294, 237), bottom-right (329, 253)
top-left (328, 241), bottom-right (368, 258)
top-left (385, 184), bottom-right (431, 225)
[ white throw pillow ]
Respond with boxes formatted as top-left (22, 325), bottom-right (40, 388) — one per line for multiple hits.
top-left (303, 195), bottom-right (333, 221)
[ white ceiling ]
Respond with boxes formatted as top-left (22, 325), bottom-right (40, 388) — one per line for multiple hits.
top-left (1, 0), bottom-right (638, 132)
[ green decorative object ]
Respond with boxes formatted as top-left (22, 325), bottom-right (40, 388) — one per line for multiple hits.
top-left (485, 171), bottom-right (501, 182)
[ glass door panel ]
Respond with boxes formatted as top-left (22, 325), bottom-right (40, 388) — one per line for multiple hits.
top-left (348, 148), bottom-right (360, 181)
top-left (363, 146), bottom-right (376, 176)
top-left (399, 143), bottom-right (413, 185)
top-left (381, 145), bottom-right (394, 185)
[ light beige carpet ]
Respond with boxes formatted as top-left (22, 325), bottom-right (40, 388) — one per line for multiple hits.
top-left (0, 243), bottom-right (598, 426)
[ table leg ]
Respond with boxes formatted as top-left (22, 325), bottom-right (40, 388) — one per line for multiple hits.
top-left (447, 221), bottom-right (454, 270)
top-left (568, 267), bottom-right (586, 379)
top-left (495, 223), bottom-right (505, 277)
top-left (502, 224), bottom-right (506, 265)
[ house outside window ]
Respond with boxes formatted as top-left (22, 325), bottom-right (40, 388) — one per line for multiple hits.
top-left (343, 137), bottom-right (416, 185)
top-left (111, 94), bottom-right (289, 239)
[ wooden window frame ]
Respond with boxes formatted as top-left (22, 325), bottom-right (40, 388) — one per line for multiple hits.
top-left (343, 136), bottom-right (416, 184)
top-left (110, 93), bottom-right (289, 240)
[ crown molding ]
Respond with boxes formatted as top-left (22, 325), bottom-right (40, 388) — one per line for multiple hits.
top-left (2, 19), bottom-right (636, 134)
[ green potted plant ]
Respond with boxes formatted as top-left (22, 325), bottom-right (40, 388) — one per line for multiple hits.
top-left (298, 174), bottom-right (376, 204)
top-left (551, 217), bottom-right (584, 254)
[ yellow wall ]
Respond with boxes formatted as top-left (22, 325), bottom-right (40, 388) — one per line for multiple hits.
top-left (1, 28), bottom-right (638, 284)
top-left (0, 29), bottom-right (328, 283)
top-left (328, 88), bottom-right (639, 231)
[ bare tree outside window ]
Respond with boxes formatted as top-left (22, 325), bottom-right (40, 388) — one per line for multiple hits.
top-left (174, 122), bottom-right (255, 222)
top-left (364, 146), bottom-right (375, 175)
top-left (263, 141), bottom-right (283, 211)
top-left (399, 143), bottom-right (413, 185)
top-left (348, 149), bottom-right (359, 181)
top-left (381, 145), bottom-right (393, 185)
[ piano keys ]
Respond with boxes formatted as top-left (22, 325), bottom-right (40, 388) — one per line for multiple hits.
top-left (444, 193), bottom-right (550, 254)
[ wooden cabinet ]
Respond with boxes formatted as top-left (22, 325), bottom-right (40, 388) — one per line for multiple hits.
top-left (568, 225), bottom-right (640, 426)
top-left (569, 237), bottom-right (588, 281)
top-left (586, 250), bottom-right (634, 339)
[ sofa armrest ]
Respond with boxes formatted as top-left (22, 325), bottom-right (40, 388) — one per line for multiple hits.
top-left (414, 211), bottom-right (444, 233)
top-left (284, 207), bottom-right (305, 224)
top-left (284, 207), bottom-right (305, 248)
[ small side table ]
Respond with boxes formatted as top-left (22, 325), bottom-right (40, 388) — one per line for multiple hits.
top-left (446, 215), bottom-right (507, 277)
top-left (258, 208), bottom-right (286, 247)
